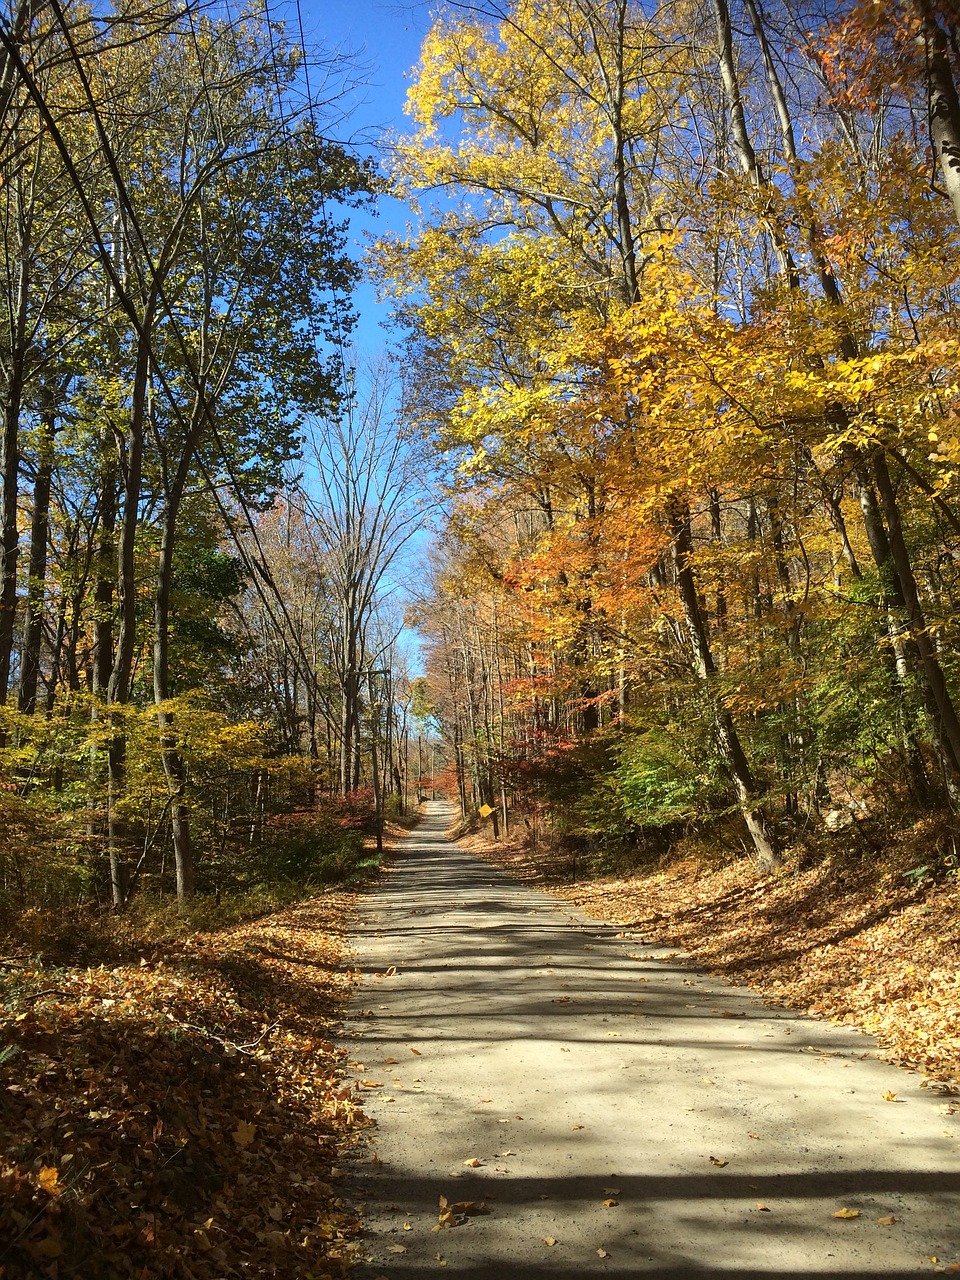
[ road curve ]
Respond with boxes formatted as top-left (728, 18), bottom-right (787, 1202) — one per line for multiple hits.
top-left (342, 801), bottom-right (960, 1278)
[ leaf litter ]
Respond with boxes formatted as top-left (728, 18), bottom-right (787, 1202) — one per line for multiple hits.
top-left (0, 891), bottom-right (372, 1277)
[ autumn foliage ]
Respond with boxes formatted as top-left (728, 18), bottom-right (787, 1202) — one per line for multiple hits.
top-left (381, 0), bottom-right (960, 873)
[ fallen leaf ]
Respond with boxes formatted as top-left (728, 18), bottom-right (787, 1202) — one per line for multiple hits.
top-left (709, 1157), bottom-right (729, 1167)
top-left (748, 1133), bottom-right (760, 1140)
top-left (756, 1203), bottom-right (770, 1212)
top-left (403, 1222), bottom-right (413, 1230)
top-left (38, 1165), bottom-right (61, 1196)
top-left (597, 1247), bottom-right (609, 1258)
top-left (435, 1197), bottom-right (458, 1230)
top-left (232, 1120), bottom-right (256, 1148)
top-left (571, 1123), bottom-right (584, 1130)
top-left (877, 1215), bottom-right (897, 1225)
top-left (385, 1057), bottom-right (398, 1064)
top-left (410, 1047), bottom-right (422, 1055)
top-left (386, 1244), bottom-right (407, 1254)
top-left (360, 1081), bottom-right (383, 1088)
top-left (463, 1157), bottom-right (482, 1168)
top-left (544, 1236), bottom-right (557, 1246)
top-left (832, 1208), bottom-right (861, 1219)
top-left (602, 1198), bottom-right (619, 1207)
top-left (603, 1187), bottom-right (621, 1196)
top-left (452, 1200), bottom-right (490, 1216)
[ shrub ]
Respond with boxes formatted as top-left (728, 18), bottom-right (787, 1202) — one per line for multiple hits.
top-left (262, 792), bottom-right (378, 888)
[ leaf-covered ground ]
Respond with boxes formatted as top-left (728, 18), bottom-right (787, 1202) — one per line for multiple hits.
top-left (463, 816), bottom-right (960, 1087)
top-left (0, 892), bottom-right (371, 1279)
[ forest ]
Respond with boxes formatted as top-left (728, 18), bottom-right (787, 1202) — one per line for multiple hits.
top-left (385, 0), bottom-right (960, 880)
top-left (0, 0), bottom-right (442, 924)
top-left (2, 0), bottom-right (960, 1275)
top-left (0, 0), bottom-right (957, 954)
top-left (0, 0), bottom-right (959, 915)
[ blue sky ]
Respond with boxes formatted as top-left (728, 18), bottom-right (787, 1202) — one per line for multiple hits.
top-left (297, 0), bottom-right (441, 668)
top-left (302, 0), bottom-right (435, 354)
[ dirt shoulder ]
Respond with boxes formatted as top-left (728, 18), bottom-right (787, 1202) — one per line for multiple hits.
top-left (460, 817), bottom-right (960, 1089)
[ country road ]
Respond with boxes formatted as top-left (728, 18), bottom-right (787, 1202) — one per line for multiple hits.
top-left (342, 801), bottom-right (960, 1278)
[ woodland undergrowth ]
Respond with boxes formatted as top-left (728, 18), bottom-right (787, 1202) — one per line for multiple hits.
top-left (0, 828), bottom-right (414, 1280)
top-left (464, 819), bottom-right (960, 1088)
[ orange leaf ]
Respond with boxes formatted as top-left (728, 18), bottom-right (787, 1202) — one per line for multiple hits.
top-left (232, 1120), bottom-right (256, 1148)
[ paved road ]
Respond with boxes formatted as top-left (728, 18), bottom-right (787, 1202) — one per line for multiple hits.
top-left (342, 801), bottom-right (960, 1278)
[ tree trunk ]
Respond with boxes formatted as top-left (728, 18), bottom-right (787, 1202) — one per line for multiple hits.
top-left (870, 451), bottom-right (960, 783)
top-left (916, 0), bottom-right (960, 229)
top-left (105, 317), bottom-right (153, 903)
top-left (154, 491), bottom-right (194, 899)
top-left (669, 497), bottom-right (780, 870)
top-left (16, 405), bottom-right (53, 713)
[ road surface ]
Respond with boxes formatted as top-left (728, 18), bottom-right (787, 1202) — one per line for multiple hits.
top-left (342, 801), bottom-right (960, 1278)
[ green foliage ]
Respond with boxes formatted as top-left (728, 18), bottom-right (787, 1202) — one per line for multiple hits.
top-left (616, 729), bottom-right (723, 828)
top-left (261, 792), bottom-right (378, 888)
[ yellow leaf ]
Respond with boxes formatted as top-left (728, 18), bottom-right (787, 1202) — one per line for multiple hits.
top-left (756, 1203), bottom-right (770, 1212)
top-left (463, 1157), bottom-right (482, 1167)
top-left (833, 1208), bottom-right (861, 1219)
top-left (232, 1120), bottom-right (256, 1148)
top-left (543, 1236), bottom-right (557, 1246)
top-left (602, 1198), bottom-right (619, 1207)
top-left (709, 1157), bottom-right (728, 1167)
top-left (38, 1166), bottom-right (60, 1196)
top-left (877, 1215), bottom-right (897, 1225)
top-left (881, 1091), bottom-right (897, 1102)
top-left (360, 1081), bottom-right (383, 1088)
